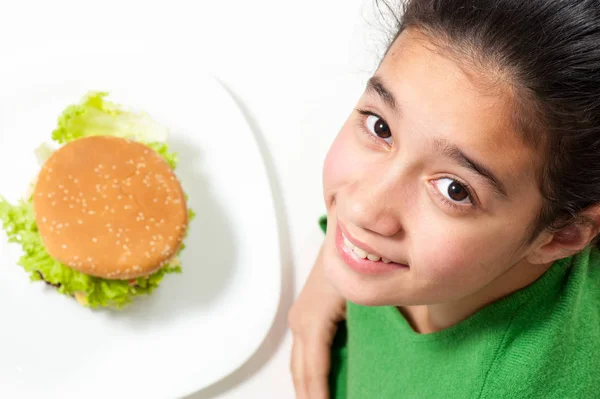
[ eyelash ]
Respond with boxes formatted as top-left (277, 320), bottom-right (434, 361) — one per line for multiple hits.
top-left (429, 178), bottom-right (477, 213)
top-left (356, 108), bottom-right (391, 146)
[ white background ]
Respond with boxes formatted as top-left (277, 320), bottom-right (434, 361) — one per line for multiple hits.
top-left (0, 1), bottom-right (394, 397)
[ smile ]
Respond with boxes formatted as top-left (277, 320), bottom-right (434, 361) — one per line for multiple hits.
top-left (342, 233), bottom-right (391, 263)
top-left (335, 224), bottom-right (409, 275)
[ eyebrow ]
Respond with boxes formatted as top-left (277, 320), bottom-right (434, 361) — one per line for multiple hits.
top-left (432, 138), bottom-right (509, 199)
top-left (366, 76), bottom-right (399, 112)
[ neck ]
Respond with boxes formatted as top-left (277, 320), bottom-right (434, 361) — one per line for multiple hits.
top-left (399, 260), bottom-right (553, 334)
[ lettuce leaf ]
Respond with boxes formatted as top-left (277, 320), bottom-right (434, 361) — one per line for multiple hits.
top-left (0, 91), bottom-right (193, 309)
top-left (0, 198), bottom-right (193, 308)
top-left (51, 91), bottom-right (178, 168)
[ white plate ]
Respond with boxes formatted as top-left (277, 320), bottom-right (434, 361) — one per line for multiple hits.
top-left (0, 58), bottom-right (281, 398)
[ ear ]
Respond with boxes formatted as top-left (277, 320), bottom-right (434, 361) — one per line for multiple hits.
top-left (526, 205), bottom-right (600, 265)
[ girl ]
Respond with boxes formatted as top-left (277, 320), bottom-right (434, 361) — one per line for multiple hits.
top-left (289, 0), bottom-right (600, 397)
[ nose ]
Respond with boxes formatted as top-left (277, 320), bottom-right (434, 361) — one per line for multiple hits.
top-left (345, 176), bottom-right (403, 237)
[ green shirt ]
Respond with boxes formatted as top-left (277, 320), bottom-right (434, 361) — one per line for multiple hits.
top-left (322, 219), bottom-right (600, 398)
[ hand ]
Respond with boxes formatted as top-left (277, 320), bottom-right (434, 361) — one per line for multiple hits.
top-left (288, 243), bottom-right (346, 399)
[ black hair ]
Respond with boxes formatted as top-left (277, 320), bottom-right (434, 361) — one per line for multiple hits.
top-left (379, 0), bottom-right (600, 243)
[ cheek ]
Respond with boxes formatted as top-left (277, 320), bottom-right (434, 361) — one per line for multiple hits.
top-left (412, 221), bottom-right (523, 296)
top-left (323, 124), bottom-right (363, 203)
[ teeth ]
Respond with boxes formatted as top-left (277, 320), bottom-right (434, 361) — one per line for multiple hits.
top-left (367, 254), bottom-right (381, 262)
top-left (343, 233), bottom-right (389, 263)
top-left (353, 246), bottom-right (368, 259)
top-left (382, 258), bottom-right (391, 263)
top-left (343, 236), bottom-right (352, 248)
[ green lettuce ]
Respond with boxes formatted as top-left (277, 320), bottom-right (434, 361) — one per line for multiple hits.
top-left (0, 91), bottom-right (193, 308)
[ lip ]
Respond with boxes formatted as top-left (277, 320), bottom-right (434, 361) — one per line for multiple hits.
top-left (335, 224), bottom-right (409, 276)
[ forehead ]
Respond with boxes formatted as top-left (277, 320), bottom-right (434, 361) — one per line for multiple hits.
top-left (377, 29), bottom-right (541, 192)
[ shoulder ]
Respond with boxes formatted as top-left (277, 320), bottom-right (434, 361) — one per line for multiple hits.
top-left (480, 247), bottom-right (600, 398)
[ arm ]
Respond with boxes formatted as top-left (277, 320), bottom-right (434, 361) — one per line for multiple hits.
top-left (288, 242), bottom-right (347, 399)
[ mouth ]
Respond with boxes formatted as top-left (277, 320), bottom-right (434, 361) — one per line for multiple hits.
top-left (335, 224), bottom-right (409, 276)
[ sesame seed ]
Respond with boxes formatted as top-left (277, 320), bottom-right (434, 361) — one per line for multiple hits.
top-left (64, 189), bottom-right (68, 194)
top-left (78, 219), bottom-right (83, 224)
top-left (73, 179), bottom-right (79, 184)
top-left (62, 244), bottom-right (67, 249)
top-left (58, 185), bottom-right (64, 189)
top-left (117, 195), bottom-right (122, 200)
top-left (63, 197), bottom-right (68, 201)
top-left (145, 226), bottom-right (150, 230)
top-left (116, 240), bottom-right (121, 245)
top-left (108, 228), bottom-right (113, 233)
top-left (74, 256), bottom-right (79, 260)
top-left (112, 165), bottom-right (116, 170)
top-left (104, 174), bottom-right (110, 179)
top-left (153, 198), bottom-right (158, 203)
top-left (87, 257), bottom-right (92, 262)
top-left (51, 202), bottom-right (56, 206)
top-left (69, 204), bottom-right (74, 209)
top-left (42, 217), bottom-right (47, 223)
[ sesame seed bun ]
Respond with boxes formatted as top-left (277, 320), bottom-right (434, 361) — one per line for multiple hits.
top-left (33, 136), bottom-right (188, 280)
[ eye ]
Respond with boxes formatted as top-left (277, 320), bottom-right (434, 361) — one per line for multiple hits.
top-left (364, 114), bottom-right (393, 145)
top-left (434, 178), bottom-right (472, 205)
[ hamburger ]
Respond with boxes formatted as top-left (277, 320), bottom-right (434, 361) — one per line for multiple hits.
top-left (0, 92), bottom-right (194, 308)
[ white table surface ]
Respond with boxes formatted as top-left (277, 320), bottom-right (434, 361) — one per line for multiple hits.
top-left (0, 1), bottom-right (387, 397)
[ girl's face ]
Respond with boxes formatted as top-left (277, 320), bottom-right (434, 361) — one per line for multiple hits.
top-left (322, 29), bottom-right (547, 306)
